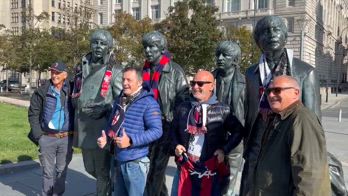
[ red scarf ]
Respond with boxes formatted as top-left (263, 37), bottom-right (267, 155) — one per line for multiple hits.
top-left (142, 55), bottom-right (170, 100)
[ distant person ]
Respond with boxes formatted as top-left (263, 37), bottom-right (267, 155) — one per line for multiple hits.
top-left (171, 70), bottom-right (243, 196)
top-left (241, 15), bottom-right (321, 196)
top-left (251, 75), bottom-right (330, 195)
top-left (142, 31), bottom-right (189, 196)
top-left (72, 29), bottom-right (123, 196)
top-left (213, 41), bottom-right (245, 195)
top-left (97, 66), bottom-right (162, 196)
top-left (28, 62), bottom-right (74, 196)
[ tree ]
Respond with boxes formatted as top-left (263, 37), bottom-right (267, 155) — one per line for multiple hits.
top-left (156, 0), bottom-right (222, 74)
top-left (108, 12), bottom-right (154, 65)
top-left (224, 26), bottom-right (261, 73)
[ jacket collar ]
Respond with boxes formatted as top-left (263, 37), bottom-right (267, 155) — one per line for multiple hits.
top-left (278, 100), bottom-right (302, 120)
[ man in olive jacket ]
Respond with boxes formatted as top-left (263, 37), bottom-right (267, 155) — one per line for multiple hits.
top-left (72, 30), bottom-right (123, 196)
top-left (251, 75), bottom-right (330, 196)
top-left (142, 31), bottom-right (189, 196)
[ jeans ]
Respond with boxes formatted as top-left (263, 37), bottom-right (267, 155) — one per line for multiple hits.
top-left (38, 135), bottom-right (73, 196)
top-left (170, 169), bottom-right (180, 196)
top-left (114, 156), bottom-right (150, 196)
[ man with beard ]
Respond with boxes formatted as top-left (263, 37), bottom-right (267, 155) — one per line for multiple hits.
top-left (142, 31), bottom-right (189, 196)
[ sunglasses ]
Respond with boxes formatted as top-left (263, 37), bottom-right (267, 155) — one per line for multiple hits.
top-left (190, 81), bottom-right (212, 87)
top-left (265, 87), bottom-right (298, 96)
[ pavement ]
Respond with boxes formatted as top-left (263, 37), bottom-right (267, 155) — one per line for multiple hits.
top-left (0, 92), bottom-right (348, 195)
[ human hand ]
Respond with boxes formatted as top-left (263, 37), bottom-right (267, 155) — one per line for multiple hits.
top-left (115, 128), bottom-right (131, 148)
top-left (214, 149), bottom-right (225, 163)
top-left (175, 145), bottom-right (186, 157)
top-left (97, 130), bottom-right (107, 149)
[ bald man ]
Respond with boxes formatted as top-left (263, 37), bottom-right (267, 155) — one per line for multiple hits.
top-left (251, 75), bottom-right (330, 196)
top-left (170, 70), bottom-right (243, 196)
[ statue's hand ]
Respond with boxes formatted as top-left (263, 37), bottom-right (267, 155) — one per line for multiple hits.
top-left (82, 103), bottom-right (108, 119)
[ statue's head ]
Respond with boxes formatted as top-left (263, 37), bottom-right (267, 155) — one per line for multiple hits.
top-left (90, 29), bottom-right (113, 61)
top-left (215, 41), bottom-right (241, 71)
top-left (254, 16), bottom-right (288, 53)
top-left (142, 31), bottom-right (167, 64)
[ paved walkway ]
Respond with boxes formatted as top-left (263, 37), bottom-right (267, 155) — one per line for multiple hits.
top-left (0, 92), bottom-right (347, 195)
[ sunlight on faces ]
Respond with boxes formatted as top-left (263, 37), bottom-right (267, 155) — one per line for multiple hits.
top-left (267, 76), bottom-right (300, 113)
top-left (122, 70), bottom-right (142, 96)
top-left (50, 70), bottom-right (67, 87)
top-left (191, 71), bottom-right (215, 103)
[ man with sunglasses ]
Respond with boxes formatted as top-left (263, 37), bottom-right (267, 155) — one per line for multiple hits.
top-left (142, 31), bottom-right (189, 196)
top-left (171, 70), bottom-right (243, 196)
top-left (240, 16), bottom-right (321, 196)
top-left (214, 41), bottom-right (245, 195)
top-left (251, 75), bottom-right (330, 196)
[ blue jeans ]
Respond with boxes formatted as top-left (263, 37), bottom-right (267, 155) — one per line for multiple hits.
top-left (114, 156), bottom-right (150, 196)
top-left (170, 169), bottom-right (180, 196)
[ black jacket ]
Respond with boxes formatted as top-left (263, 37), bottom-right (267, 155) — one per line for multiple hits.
top-left (28, 80), bottom-right (74, 142)
top-left (171, 99), bottom-right (243, 162)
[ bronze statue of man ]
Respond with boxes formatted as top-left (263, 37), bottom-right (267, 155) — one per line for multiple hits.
top-left (240, 15), bottom-right (321, 196)
top-left (142, 31), bottom-right (189, 196)
top-left (72, 29), bottom-right (123, 196)
top-left (213, 41), bottom-right (245, 195)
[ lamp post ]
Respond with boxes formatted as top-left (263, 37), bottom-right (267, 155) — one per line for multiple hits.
top-left (336, 26), bottom-right (348, 97)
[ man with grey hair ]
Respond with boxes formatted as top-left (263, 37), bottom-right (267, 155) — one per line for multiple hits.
top-left (142, 31), bottom-right (189, 196)
top-left (213, 40), bottom-right (245, 195)
top-left (72, 29), bottom-right (123, 196)
top-left (241, 15), bottom-right (321, 195)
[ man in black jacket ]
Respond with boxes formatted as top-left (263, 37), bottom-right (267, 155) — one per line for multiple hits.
top-left (28, 62), bottom-right (74, 196)
top-left (142, 31), bottom-right (189, 196)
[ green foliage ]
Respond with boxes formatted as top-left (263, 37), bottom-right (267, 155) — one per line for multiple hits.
top-left (156, 0), bottom-right (222, 74)
top-left (108, 12), bottom-right (154, 65)
top-left (224, 26), bottom-right (261, 73)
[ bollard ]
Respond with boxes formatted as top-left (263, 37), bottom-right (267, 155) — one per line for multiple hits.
top-left (338, 109), bottom-right (342, 122)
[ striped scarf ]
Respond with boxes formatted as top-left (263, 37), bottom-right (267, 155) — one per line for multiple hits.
top-left (142, 55), bottom-right (170, 100)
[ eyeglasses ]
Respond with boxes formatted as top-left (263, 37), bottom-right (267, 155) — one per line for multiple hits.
top-left (190, 81), bottom-right (212, 87)
top-left (265, 87), bottom-right (298, 96)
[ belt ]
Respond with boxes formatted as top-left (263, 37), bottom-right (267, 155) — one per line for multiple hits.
top-left (44, 132), bottom-right (73, 138)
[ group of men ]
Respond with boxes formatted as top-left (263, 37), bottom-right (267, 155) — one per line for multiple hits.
top-left (28, 15), bottom-right (331, 196)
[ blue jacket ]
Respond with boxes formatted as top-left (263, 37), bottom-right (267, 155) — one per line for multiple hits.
top-left (106, 89), bottom-right (162, 162)
top-left (28, 80), bottom-right (74, 140)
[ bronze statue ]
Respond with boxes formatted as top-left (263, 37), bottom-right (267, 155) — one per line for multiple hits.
top-left (72, 29), bottom-right (123, 196)
top-left (213, 41), bottom-right (245, 195)
top-left (142, 31), bottom-right (189, 196)
top-left (240, 15), bottom-right (321, 196)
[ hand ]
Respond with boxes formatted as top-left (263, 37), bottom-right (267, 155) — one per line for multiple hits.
top-left (115, 128), bottom-right (131, 149)
top-left (214, 149), bottom-right (225, 163)
top-left (175, 145), bottom-right (186, 157)
top-left (97, 130), bottom-right (107, 149)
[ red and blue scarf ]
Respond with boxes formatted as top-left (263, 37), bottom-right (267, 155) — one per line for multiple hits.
top-left (142, 55), bottom-right (170, 100)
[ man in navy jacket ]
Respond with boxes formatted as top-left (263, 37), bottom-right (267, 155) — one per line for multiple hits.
top-left (97, 66), bottom-right (162, 196)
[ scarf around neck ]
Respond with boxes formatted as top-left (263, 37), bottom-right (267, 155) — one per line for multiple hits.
top-left (142, 54), bottom-right (170, 100)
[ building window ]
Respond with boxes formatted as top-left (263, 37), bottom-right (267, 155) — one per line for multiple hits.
top-left (52, 0), bottom-right (55, 7)
top-left (67, 2), bottom-right (70, 8)
top-left (12, 27), bottom-right (19, 35)
top-left (11, 0), bottom-right (19, 9)
top-left (227, 0), bottom-right (240, 12)
top-left (151, 5), bottom-right (160, 20)
top-left (58, 0), bottom-right (61, 9)
top-left (11, 12), bottom-right (19, 23)
top-left (51, 12), bottom-right (55, 21)
top-left (115, 9), bottom-right (122, 16)
top-left (258, 0), bottom-right (268, 9)
top-left (132, 7), bottom-right (140, 20)
top-left (21, 0), bottom-right (26, 8)
top-left (115, 0), bottom-right (122, 3)
top-left (99, 0), bottom-right (103, 5)
top-left (57, 13), bottom-right (61, 23)
top-left (286, 17), bottom-right (294, 33)
top-left (21, 12), bottom-right (26, 23)
top-left (99, 13), bottom-right (103, 24)
top-left (288, 0), bottom-right (295, 6)
top-left (132, 0), bottom-right (139, 2)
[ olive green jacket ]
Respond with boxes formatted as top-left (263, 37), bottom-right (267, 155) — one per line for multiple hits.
top-left (253, 102), bottom-right (330, 196)
top-left (73, 53), bottom-right (123, 149)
